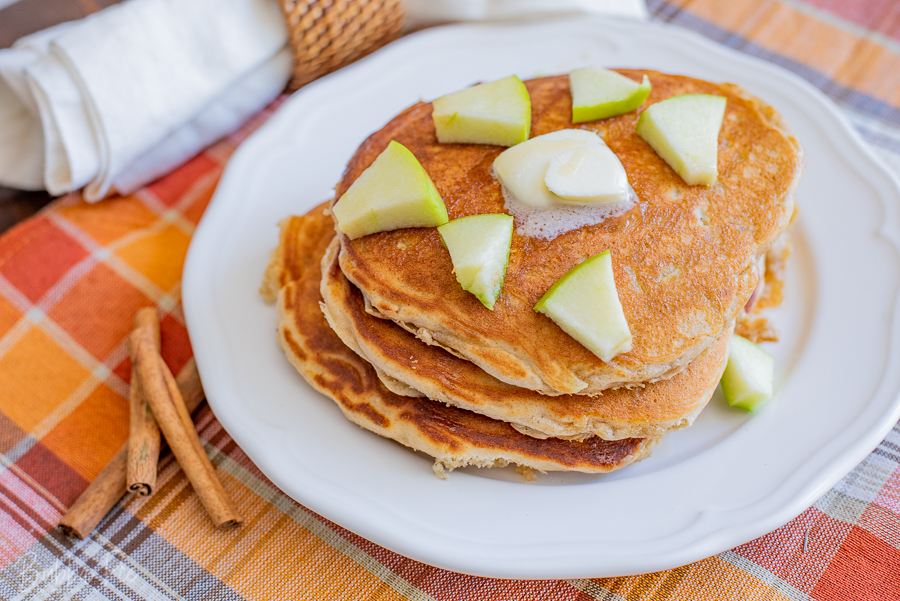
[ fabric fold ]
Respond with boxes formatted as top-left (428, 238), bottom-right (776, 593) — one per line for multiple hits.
top-left (0, 0), bottom-right (288, 201)
top-left (25, 55), bottom-right (99, 194)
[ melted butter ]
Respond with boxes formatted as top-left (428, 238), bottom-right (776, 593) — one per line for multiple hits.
top-left (500, 186), bottom-right (634, 240)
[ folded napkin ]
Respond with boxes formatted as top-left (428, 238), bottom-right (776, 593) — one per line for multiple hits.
top-left (0, 0), bottom-right (645, 202)
top-left (0, 0), bottom-right (288, 200)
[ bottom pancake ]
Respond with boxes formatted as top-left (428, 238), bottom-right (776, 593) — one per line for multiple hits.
top-left (264, 204), bottom-right (658, 475)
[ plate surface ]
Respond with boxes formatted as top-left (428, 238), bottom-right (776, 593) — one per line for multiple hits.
top-left (182, 17), bottom-right (900, 578)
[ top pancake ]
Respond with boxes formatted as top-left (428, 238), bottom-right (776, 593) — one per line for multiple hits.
top-left (335, 71), bottom-right (803, 395)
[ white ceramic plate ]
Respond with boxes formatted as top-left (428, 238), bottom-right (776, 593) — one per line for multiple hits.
top-left (182, 17), bottom-right (900, 578)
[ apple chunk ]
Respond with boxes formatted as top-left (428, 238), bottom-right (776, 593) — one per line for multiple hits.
top-left (570, 67), bottom-right (651, 123)
top-left (333, 141), bottom-right (448, 239)
top-left (438, 214), bottom-right (514, 310)
top-left (432, 75), bottom-right (531, 147)
top-left (720, 334), bottom-right (774, 412)
top-left (534, 251), bottom-right (632, 362)
top-left (635, 93), bottom-right (726, 185)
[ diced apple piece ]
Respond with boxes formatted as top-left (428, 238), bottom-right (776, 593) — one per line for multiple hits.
top-left (635, 94), bottom-right (726, 185)
top-left (570, 68), bottom-right (651, 123)
top-left (432, 76), bottom-right (531, 147)
top-left (333, 141), bottom-right (448, 239)
top-left (533, 251), bottom-right (632, 362)
top-left (720, 334), bottom-right (774, 411)
top-left (438, 214), bottom-right (514, 310)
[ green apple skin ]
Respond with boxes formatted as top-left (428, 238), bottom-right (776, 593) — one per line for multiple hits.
top-left (432, 76), bottom-right (532, 147)
top-left (534, 251), bottom-right (632, 362)
top-left (438, 214), bottom-right (514, 310)
top-left (720, 334), bottom-right (774, 411)
top-left (570, 68), bottom-right (652, 123)
top-left (635, 93), bottom-right (727, 186)
top-left (333, 140), bottom-right (448, 240)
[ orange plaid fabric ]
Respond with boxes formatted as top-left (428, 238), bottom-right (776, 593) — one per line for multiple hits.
top-left (1, 0), bottom-right (899, 598)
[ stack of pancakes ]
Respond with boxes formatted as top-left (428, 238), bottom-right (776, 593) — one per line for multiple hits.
top-left (261, 71), bottom-right (803, 477)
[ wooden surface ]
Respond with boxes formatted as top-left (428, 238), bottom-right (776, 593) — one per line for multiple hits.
top-left (0, 0), bottom-right (121, 234)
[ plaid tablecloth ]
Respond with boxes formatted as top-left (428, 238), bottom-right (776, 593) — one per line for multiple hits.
top-left (2, 0), bottom-right (899, 598)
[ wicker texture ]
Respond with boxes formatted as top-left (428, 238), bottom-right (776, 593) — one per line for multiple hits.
top-left (280, 0), bottom-right (404, 91)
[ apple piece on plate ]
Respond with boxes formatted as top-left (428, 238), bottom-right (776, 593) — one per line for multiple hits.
top-left (720, 334), bottom-right (774, 412)
top-left (570, 67), bottom-right (652, 123)
top-left (533, 251), bottom-right (632, 362)
top-left (432, 75), bottom-right (531, 147)
top-left (635, 94), bottom-right (726, 185)
top-left (438, 214), bottom-right (514, 310)
top-left (333, 140), bottom-right (448, 239)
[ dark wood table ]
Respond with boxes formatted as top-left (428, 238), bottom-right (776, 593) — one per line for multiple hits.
top-left (0, 0), bottom-right (120, 233)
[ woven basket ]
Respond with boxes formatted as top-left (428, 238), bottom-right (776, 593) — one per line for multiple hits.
top-left (280, 0), bottom-right (405, 91)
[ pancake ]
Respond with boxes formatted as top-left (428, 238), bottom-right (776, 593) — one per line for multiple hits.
top-left (321, 233), bottom-right (731, 440)
top-left (334, 71), bottom-right (803, 395)
top-left (265, 205), bottom-right (658, 475)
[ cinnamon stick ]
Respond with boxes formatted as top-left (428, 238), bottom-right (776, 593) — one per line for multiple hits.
top-left (127, 308), bottom-right (162, 496)
top-left (159, 360), bottom-right (222, 489)
top-left (131, 326), bottom-right (242, 529)
top-left (59, 358), bottom-right (204, 539)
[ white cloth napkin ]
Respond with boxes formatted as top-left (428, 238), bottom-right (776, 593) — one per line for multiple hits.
top-left (0, 0), bottom-right (288, 200)
top-left (0, 0), bottom-right (645, 201)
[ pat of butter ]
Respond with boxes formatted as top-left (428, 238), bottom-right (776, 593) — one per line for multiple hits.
top-left (493, 129), bottom-right (630, 208)
top-left (545, 145), bottom-right (630, 204)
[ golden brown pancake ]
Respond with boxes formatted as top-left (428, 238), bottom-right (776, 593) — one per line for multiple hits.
top-left (321, 234), bottom-right (731, 441)
top-left (334, 71), bottom-right (803, 395)
top-left (265, 205), bottom-right (657, 475)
